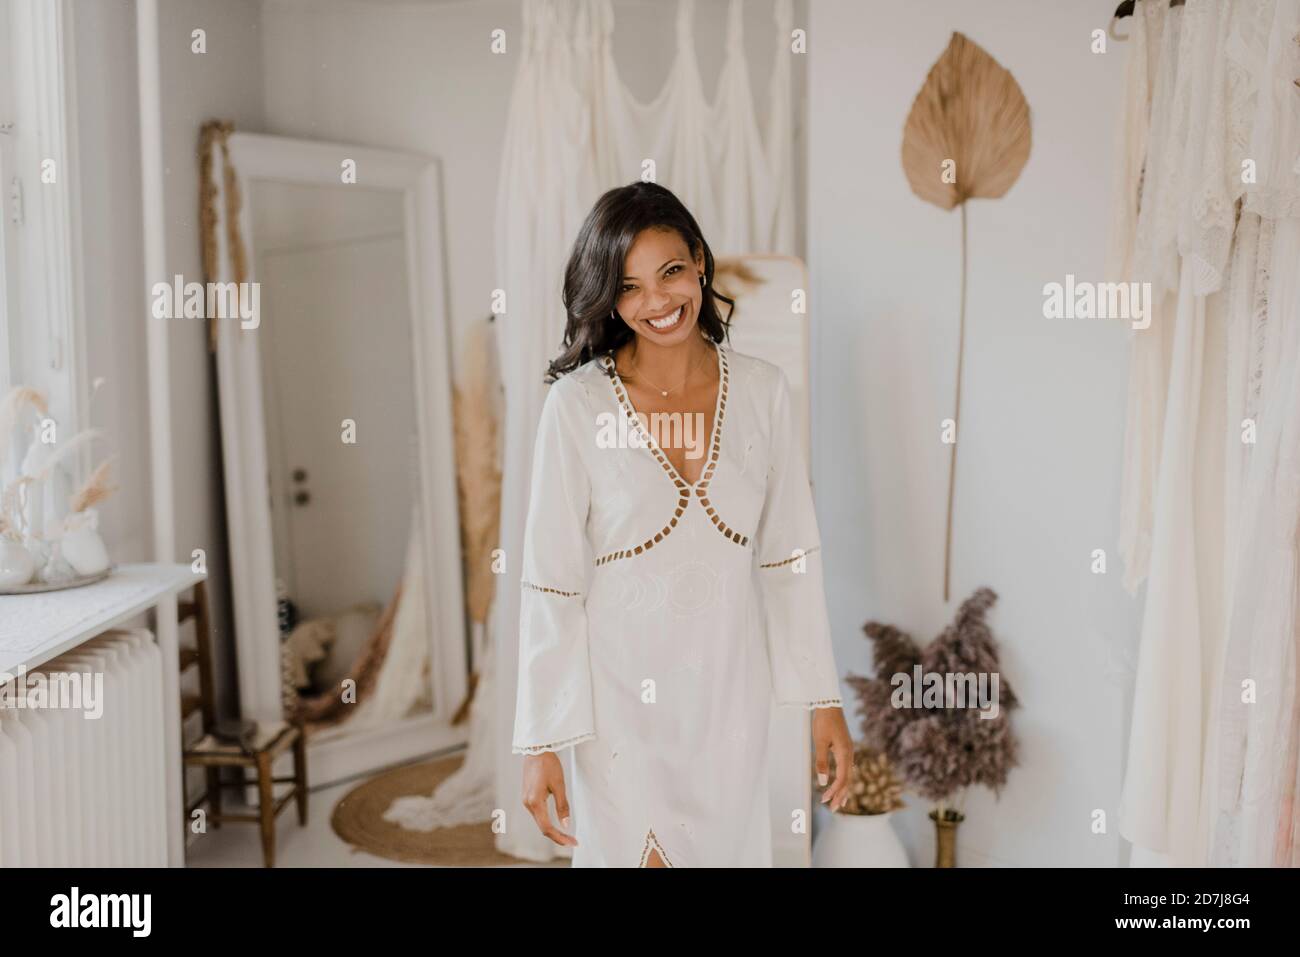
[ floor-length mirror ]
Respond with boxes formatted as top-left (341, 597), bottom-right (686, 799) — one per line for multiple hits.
top-left (204, 133), bottom-right (467, 787)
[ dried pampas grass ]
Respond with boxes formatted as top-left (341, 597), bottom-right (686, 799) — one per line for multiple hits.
top-left (452, 318), bottom-right (502, 627)
top-left (847, 587), bottom-right (1020, 811)
top-left (0, 476), bottom-right (33, 540)
top-left (0, 383), bottom-right (119, 552)
top-left (712, 258), bottom-right (765, 306)
top-left (69, 458), bottom-right (118, 514)
top-left (0, 387), bottom-right (49, 474)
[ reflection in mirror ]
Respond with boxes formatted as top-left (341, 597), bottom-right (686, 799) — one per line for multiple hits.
top-left (250, 181), bottom-right (429, 742)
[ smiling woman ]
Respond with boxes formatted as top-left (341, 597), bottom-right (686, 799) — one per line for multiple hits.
top-left (512, 181), bottom-right (852, 868)
top-left (547, 181), bottom-right (737, 382)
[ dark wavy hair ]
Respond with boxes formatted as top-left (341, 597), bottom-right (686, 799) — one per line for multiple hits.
top-left (545, 181), bottom-right (734, 383)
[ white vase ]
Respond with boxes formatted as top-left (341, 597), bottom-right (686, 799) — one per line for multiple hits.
top-left (0, 540), bottom-right (35, 588)
top-left (812, 810), bottom-right (910, 868)
top-left (61, 525), bottom-right (110, 576)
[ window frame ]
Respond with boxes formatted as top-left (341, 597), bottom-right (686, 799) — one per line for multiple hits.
top-left (2, 0), bottom-right (87, 431)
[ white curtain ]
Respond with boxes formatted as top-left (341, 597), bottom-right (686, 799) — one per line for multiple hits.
top-left (491, 0), bottom-right (796, 863)
top-left (1111, 0), bottom-right (1300, 867)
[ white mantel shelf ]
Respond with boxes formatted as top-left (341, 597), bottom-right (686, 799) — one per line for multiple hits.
top-left (0, 562), bottom-right (204, 674)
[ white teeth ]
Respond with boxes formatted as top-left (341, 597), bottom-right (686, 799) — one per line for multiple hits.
top-left (648, 305), bottom-right (683, 329)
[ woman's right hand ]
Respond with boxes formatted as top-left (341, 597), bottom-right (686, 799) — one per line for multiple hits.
top-left (521, 752), bottom-right (578, 846)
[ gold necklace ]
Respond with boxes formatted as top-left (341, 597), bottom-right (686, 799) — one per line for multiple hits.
top-left (627, 343), bottom-right (706, 397)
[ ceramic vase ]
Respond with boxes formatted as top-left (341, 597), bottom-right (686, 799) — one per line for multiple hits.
top-left (0, 540), bottom-right (35, 588)
top-left (811, 810), bottom-right (910, 868)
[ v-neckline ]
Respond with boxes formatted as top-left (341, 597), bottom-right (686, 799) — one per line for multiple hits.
top-left (602, 342), bottom-right (728, 493)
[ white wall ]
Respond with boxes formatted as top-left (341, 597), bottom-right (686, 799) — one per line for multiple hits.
top-left (73, 0), bottom-right (265, 718)
top-left (75, 0), bottom-right (150, 567)
top-left (158, 0), bottom-right (265, 714)
top-left (808, 0), bottom-right (1143, 866)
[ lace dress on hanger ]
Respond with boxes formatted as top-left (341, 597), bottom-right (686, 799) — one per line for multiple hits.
top-left (1119, 0), bottom-right (1240, 865)
top-left (1211, 0), bottom-right (1300, 868)
top-left (1118, 0), bottom-right (1174, 594)
top-left (510, 343), bottom-right (842, 867)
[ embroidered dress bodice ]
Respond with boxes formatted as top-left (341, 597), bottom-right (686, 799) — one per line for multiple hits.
top-left (510, 343), bottom-right (842, 867)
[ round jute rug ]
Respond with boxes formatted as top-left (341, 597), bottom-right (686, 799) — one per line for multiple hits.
top-left (330, 754), bottom-right (568, 867)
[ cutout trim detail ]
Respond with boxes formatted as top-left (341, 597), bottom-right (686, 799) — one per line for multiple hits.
top-left (521, 580), bottom-right (582, 597)
top-left (511, 730), bottom-right (597, 755)
top-left (638, 827), bottom-right (675, 867)
top-left (759, 545), bottom-right (821, 569)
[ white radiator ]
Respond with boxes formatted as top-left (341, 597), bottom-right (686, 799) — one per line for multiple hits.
top-left (0, 628), bottom-right (168, 866)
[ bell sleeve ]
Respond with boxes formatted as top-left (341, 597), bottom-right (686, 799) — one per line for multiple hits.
top-left (510, 377), bottom-right (599, 755)
top-left (753, 366), bottom-right (843, 710)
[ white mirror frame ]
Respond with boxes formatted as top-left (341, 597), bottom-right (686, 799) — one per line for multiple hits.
top-left (204, 132), bottom-right (467, 757)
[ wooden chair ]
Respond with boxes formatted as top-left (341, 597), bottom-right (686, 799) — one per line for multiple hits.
top-left (179, 580), bottom-right (308, 867)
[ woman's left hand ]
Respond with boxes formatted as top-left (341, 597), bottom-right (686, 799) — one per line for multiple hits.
top-left (812, 707), bottom-right (853, 812)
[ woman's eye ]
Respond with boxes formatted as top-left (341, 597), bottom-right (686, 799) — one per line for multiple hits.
top-left (620, 284), bottom-right (635, 294)
top-left (665, 265), bottom-right (682, 276)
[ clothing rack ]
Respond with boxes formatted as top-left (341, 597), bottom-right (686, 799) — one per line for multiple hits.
top-left (1114, 0), bottom-right (1187, 15)
top-left (1109, 0), bottom-right (1186, 42)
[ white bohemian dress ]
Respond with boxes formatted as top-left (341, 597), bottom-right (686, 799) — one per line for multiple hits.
top-left (511, 342), bottom-right (843, 867)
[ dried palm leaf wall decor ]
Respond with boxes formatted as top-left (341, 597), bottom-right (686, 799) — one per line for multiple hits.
top-left (901, 32), bottom-right (1031, 602)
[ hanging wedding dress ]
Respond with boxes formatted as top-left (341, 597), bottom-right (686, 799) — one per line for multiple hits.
top-left (1116, 0), bottom-right (1171, 595)
top-left (1115, 0), bottom-right (1300, 867)
top-left (492, 0), bottom-right (798, 864)
top-left (1211, 0), bottom-right (1300, 867)
top-left (1117, 0), bottom-right (1220, 866)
